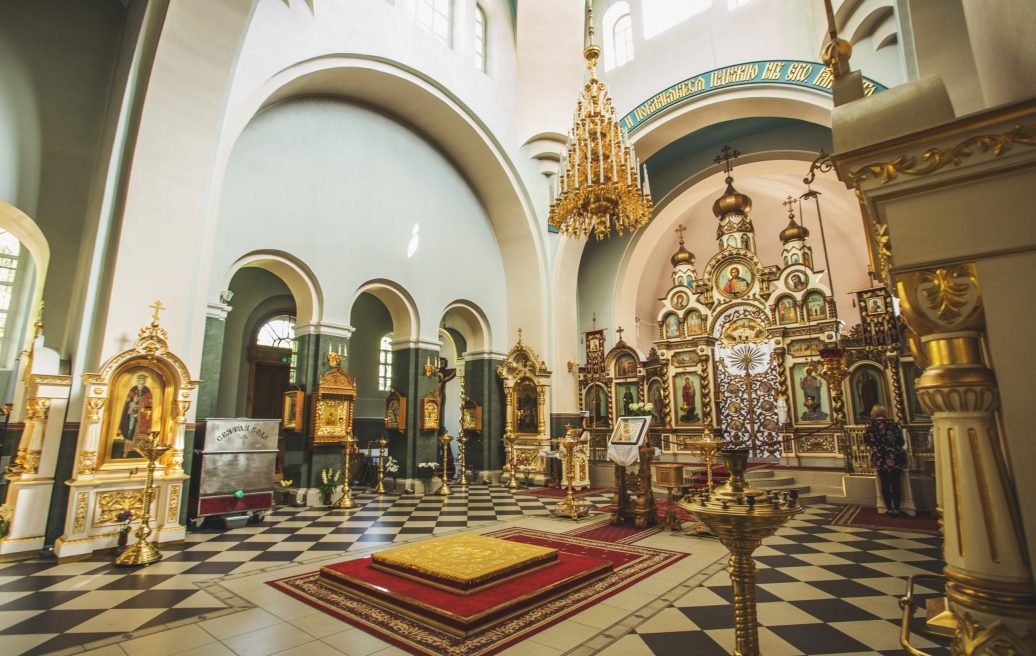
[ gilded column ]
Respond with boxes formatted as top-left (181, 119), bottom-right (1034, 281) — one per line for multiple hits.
top-left (699, 355), bottom-right (714, 435)
top-left (898, 263), bottom-right (1036, 654)
top-left (503, 386), bottom-right (514, 435)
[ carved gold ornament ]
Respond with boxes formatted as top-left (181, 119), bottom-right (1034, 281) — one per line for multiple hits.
top-left (96, 490), bottom-right (147, 525)
top-left (73, 493), bottom-right (89, 533)
top-left (920, 267), bottom-right (973, 323)
top-left (898, 263), bottom-right (982, 335)
top-left (952, 612), bottom-right (1036, 656)
top-left (22, 450), bottom-right (41, 474)
top-left (849, 123), bottom-right (1036, 186)
top-left (78, 451), bottom-right (97, 475)
top-left (168, 484), bottom-right (181, 521)
top-left (86, 398), bottom-right (106, 423)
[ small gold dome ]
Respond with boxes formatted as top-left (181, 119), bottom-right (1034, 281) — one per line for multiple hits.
top-left (712, 178), bottom-right (752, 217)
top-left (670, 240), bottom-right (695, 267)
top-left (780, 218), bottom-right (810, 243)
top-left (821, 37), bottom-right (853, 70)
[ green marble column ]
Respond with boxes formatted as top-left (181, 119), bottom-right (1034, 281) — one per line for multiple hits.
top-left (288, 325), bottom-right (352, 490)
top-left (463, 355), bottom-right (505, 473)
top-left (196, 305), bottom-right (231, 420)
top-left (391, 345), bottom-right (440, 481)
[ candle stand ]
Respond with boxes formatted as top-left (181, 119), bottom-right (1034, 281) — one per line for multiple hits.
top-left (115, 431), bottom-right (170, 567)
top-left (552, 434), bottom-right (591, 519)
top-left (680, 449), bottom-right (800, 656)
top-left (335, 437), bottom-right (359, 509)
top-left (435, 433), bottom-right (453, 496)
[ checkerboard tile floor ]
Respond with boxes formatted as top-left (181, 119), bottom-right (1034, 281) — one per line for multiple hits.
top-left (0, 487), bottom-right (612, 656)
top-left (0, 489), bottom-right (949, 656)
top-left (624, 503), bottom-right (950, 656)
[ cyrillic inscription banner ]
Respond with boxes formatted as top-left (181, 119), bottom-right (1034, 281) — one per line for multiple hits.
top-left (621, 60), bottom-right (887, 132)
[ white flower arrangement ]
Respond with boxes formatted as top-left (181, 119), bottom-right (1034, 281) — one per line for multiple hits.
top-left (0, 503), bottom-right (13, 538)
top-left (627, 402), bottom-right (654, 417)
top-left (384, 456), bottom-right (400, 474)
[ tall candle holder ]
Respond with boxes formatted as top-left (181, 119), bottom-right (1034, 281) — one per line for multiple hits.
top-left (457, 433), bottom-right (469, 492)
top-left (435, 433), bottom-right (453, 496)
top-left (504, 432), bottom-right (521, 490)
top-left (679, 449), bottom-right (801, 656)
top-left (552, 433), bottom-right (590, 519)
top-left (335, 437), bottom-right (359, 509)
top-left (115, 431), bottom-right (170, 567)
top-left (686, 431), bottom-right (729, 492)
top-left (374, 436), bottom-right (388, 495)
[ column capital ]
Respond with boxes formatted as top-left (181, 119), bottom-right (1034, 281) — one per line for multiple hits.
top-left (205, 303), bottom-right (232, 320)
top-left (391, 338), bottom-right (440, 351)
top-left (462, 350), bottom-right (507, 360)
top-left (295, 322), bottom-right (354, 338)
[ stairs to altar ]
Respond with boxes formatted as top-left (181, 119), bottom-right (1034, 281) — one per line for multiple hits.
top-left (743, 469), bottom-right (842, 506)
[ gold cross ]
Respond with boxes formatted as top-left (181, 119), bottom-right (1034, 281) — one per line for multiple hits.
top-left (616, 326), bottom-right (625, 341)
top-left (782, 195), bottom-right (797, 219)
top-left (517, 327), bottom-right (523, 344)
top-left (675, 224), bottom-right (686, 243)
top-left (714, 145), bottom-right (740, 176)
top-left (149, 300), bottom-right (166, 323)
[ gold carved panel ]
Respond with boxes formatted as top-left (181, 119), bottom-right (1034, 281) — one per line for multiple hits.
top-left (95, 490), bottom-right (147, 526)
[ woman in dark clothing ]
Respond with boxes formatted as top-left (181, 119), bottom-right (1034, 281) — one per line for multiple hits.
top-left (863, 405), bottom-right (908, 517)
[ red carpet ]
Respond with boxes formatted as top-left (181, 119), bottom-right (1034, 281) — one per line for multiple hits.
top-left (515, 486), bottom-right (609, 499)
top-left (565, 519), bottom-right (663, 544)
top-left (592, 500), bottom-right (694, 523)
top-left (267, 528), bottom-right (686, 656)
top-left (830, 504), bottom-right (941, 534)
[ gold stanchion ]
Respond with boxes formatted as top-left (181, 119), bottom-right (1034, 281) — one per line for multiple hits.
top-left (679, 449), bottom-right (800, 656)
top-left (504, 432), bottom-right (520, 490)
top-left (335, 437), bottom-right (358, 509)
top-left (457, 433), bottom-right (469, 492)
top-left (435, 433), bottom-right (453, 496)
top-left (374, 436), bottom-right (388, 495)
top-left (115, 431), bottom-right (170, 567)
top-left (552, 433), bottom-right (590, 519)
top-left (686, 432), bottom-right (728, 493)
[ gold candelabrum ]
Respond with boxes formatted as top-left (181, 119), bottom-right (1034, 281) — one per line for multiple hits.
top-left (685, 431), bottom-right (729, 493)
top-left (456, 432), bottom-right (469, 492)
top-left (435, 433), bottom-right (453, 496)
top-left (374, 436), bottom-right (388, 495)
top-left (335, 437), bottom-right (359, 509)
top-left (504, 432), bottom-right (521, 490)
top-left (679, 449), bottom-right (801, 656)
top-left (115, 431), bottom-right (171, 567)
top-left (552, 433), bottom-right (590, 520)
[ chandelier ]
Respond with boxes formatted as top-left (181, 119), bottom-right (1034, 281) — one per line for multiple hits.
top-left (548, 6), bottom-right (653, 240)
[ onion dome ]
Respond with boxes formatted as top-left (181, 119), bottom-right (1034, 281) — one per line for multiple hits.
top-left (671, 239), bottom-right (695, 267)
top-left (780, 217), bottom-right (810, 243)
top-left (712, 177), bottom-right (753, 217)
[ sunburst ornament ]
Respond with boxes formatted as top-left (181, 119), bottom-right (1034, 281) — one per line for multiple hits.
top-left (548, 3), bottom-right (653, 240)
top-left (719, 342), bottom-right (773, 377)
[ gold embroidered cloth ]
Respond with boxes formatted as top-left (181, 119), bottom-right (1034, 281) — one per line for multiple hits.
top-left (371, 534), bottom-right (558, 586)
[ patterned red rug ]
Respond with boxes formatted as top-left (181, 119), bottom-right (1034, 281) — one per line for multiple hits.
top-left (592, 500), bottom-right (694, 523)
top-left (564, 518), bottom-right (664, 544)
top-left (515, 486), bottom-right (610, 499)
top-left (267, 527), bottom-right (685, 656)
top-left (830, 504), bottom-right (941, 535)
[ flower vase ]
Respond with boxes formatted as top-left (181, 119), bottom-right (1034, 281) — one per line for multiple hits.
top-left (117, 529), bottom-right (129, 552)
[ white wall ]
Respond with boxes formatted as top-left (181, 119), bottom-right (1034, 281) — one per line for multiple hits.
top-left (213, 97), bottom-right (508, 346)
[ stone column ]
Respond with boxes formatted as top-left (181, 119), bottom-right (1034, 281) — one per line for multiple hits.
top-left (898, 263), bottom-right (1036, 653)
top-left (388, 341), bottom-right (441, 489)
top-left (196, 303), bottom-right (231, 420)
top-left (462, 353), bottom-right (505, 475)
top-left (291, 322), bottom-right (352, 494)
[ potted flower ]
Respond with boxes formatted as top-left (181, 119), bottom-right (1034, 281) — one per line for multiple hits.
top-left (318, 468), bottom-right (341, 506)
top-left (274, 479), bottom-right (294, 506)
top-left (0, 503), bottom-right (13, 539)
top-left (517, 464), bottom-right (535, 487)
top-left (415, 462), bottom-right (438, 494)
top-left (627, 402), bottom-right (654, 418)
top-left (115, 510), bottom-right (134, 551)
top-left (384, 456), bottom-right (400, 490)
top-left (467, 464), bottom-right (479, 485)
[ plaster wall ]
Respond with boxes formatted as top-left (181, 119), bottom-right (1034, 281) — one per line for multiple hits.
top-left (0, 1), bottom-right (125, 349)
top-left (350, 292), bottom-right (394, 419)
top-left (593, 0), bottom-right (906, 119)
top-left (214, 97), bottom-right (507, 351)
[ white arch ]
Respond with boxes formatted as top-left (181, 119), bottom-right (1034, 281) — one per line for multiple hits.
top-left (201, 54), bottom-right (548, 350)
top-left (441, 299), bottom-right (492, 355)
top-left (0, 199), bottom-right (49, 339)
top-left (223, 250), bottom-right (323, 327)
top-left (352, 279), bottom-right (421, 345)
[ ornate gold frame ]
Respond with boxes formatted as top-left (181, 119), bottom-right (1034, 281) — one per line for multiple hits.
top-left (461, 398), bottom-right (482, 431)
top-left (421, 393), bottom-right (440, 432)
top-left (97, 359), bottom-right (177, 471)
top-left (311, 367), bottom-right (356, 444)
top-left (384, 390), bottom-right (406, 431)
top-left (282, 388), bottom-right (304, 431)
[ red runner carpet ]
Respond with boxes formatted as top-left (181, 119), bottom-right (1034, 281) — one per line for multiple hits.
top-left (565, 519), bottom-right (663, 544)
top-left (267, 528), bottom-right (685, 656)
top-left (830, 504), bottom-right (941, 534)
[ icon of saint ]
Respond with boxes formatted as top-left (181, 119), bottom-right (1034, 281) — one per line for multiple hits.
top-left (622, 387), bottom-right (634, 415)
top-left (116, 373), bottom-right (153, 457)
top-left (722, 266), bottom-right (750, 296)
top-left (679, 376), bottom-right (699, 423)
top-left (799, 372), bottom-right (828, 420)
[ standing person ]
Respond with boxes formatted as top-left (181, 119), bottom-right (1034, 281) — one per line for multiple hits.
top-left (863, 405), bottom-right (908, 517)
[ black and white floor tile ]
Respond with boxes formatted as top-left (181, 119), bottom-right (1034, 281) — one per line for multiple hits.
top-left (0, 489), bottom-right (950, 656)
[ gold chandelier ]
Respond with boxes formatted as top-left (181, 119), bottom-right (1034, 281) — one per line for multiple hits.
top-left (548, 5), bottom-right (653, 240)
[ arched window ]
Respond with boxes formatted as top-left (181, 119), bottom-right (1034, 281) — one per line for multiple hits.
top-left (378, 335), bottom-right (393, 391)
top-left (255, 313), bottom-right (297, 379)
top-left (603, 2), bottom-right (634, 70)
top-left (474, 5), bottom-right (487, 72)
top-left (0, 230), bottom-right (23, 359)
top-left (410, 0), bottom-right (452, 45)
